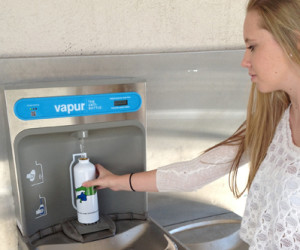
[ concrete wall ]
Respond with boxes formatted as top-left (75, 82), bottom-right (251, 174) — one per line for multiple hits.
top-left (1, 0), bottom-right (247, 58)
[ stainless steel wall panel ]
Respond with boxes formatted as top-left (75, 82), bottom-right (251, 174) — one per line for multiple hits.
top-left (0, 50), bottom-right (250, 249)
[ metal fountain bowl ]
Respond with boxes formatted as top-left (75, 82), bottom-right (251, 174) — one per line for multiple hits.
top-left (18, 219), bottom-right (187, 250)
top-left (169, 219), bottom-right (249, 250)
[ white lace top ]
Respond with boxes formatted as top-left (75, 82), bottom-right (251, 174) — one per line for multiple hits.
top-left (156, 107), bottom-right (300, 249)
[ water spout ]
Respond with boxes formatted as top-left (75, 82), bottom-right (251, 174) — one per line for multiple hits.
top-left (71, 130), bottom-right (89, 157)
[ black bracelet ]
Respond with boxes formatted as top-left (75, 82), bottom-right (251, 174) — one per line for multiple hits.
top-left (129, 173), bottom-right (136, 192)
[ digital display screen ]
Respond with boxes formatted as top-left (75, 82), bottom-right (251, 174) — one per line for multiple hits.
top-left (114, 100), bottom-right (128, 106)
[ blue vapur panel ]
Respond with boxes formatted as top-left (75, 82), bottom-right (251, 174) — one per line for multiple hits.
top-left (14, 92), bottom-right (142, 120)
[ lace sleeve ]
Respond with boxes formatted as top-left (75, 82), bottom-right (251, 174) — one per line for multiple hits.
top-left (156, 144), bottom-right (248, 192)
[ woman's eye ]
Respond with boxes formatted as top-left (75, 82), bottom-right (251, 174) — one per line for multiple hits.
top-left (247, 45), bottom-right (255, 52)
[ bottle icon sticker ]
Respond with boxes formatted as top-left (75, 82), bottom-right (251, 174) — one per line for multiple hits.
top-left (76, 186), bottom-right (96, 203)
top-left (26, 161), bottom-right (44, 186)
top-left (35, 195), bottom-right (47, 219)
top-left (26, 169), bottom-right (36, 182)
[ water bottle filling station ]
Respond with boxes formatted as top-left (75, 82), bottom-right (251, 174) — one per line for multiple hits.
top-left (1, 77), bottom-right (185, 249)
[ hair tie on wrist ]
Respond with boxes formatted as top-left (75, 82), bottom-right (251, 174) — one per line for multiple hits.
top-left (129, 173), bottom-right (136, 192)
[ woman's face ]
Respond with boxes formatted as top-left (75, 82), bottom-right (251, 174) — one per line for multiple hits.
top-left (241, 10), bottom-right (298, 93)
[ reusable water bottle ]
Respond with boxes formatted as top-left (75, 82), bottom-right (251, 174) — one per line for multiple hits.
top-left (70, 157), bottom-right (99, 224)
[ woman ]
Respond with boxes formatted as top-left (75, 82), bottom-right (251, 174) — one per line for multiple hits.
top-left (84, 0), bottom-right (300, 248)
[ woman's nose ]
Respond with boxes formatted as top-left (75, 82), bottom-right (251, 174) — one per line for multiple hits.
top-left (241, 51), bottom-right (251, 68)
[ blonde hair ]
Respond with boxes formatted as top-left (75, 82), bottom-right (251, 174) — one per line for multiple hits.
top-left (211, 0), bottom-right (300, 198)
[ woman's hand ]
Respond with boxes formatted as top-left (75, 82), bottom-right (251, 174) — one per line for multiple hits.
top-left (83, 164), bottom-right (158, 192)
top-left (82, 164), bottom-right (120, 191)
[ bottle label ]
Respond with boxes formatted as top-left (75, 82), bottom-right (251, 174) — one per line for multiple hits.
top-left (75, 186), bottom-right (97, 203)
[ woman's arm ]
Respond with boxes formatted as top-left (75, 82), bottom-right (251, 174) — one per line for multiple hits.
top-left (156, 144), bottom-right (248, 192)
top-left (82, 164), bottom-right (158, 192)
top-left (83, 144), bottom-right (248, 193)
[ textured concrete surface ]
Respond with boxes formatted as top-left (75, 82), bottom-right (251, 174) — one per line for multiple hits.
top-left (0, 0), bottom-right (247, 57)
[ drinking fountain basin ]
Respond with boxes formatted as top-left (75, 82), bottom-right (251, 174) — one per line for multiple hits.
top-left (169, 219), bottom-right (249, 250)
top-left (21, 219), bottom-right (186, 250)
